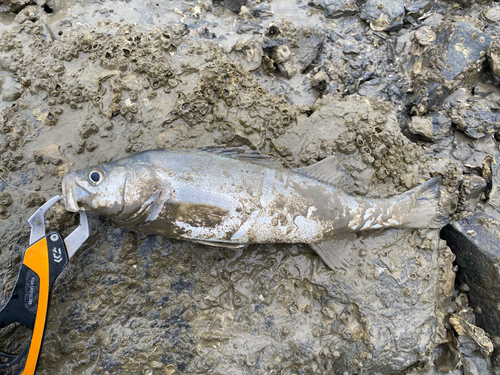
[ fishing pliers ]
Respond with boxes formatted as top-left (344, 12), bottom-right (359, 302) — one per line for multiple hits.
top-left (0, 195), bottom-right (89, 374)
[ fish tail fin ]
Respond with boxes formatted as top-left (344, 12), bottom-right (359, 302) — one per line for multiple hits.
top-left (400, 175), bottom-right (450, 228)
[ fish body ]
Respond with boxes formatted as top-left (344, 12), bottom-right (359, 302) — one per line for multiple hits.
top-left (63, 150), bottom-right (447, 245)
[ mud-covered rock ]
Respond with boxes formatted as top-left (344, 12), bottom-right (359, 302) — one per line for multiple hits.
top-left (262, 19), bottom-right (324, 78)
top-left (409, 112), bottom-right (452, 141)
top-left (0, 76), bottom-right (23, 102)
top-left (2, 0), bottom-right (31, 13)
top-left (0, 18), bottom-right (462, 374)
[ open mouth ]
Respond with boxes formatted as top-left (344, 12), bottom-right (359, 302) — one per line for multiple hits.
top-left (62, 173), bottom-right (86, 212)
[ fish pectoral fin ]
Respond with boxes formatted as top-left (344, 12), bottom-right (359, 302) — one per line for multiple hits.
top-left (309, 233), bottom-right (357, 274)
top-left (192, 239), bottom-right (247, 249)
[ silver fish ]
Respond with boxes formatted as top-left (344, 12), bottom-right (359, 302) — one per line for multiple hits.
top-left (62, 149), bottom-right (448, 271)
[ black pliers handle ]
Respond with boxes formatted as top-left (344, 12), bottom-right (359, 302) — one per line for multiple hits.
top-left (0, 196), bottom-right (89, 374)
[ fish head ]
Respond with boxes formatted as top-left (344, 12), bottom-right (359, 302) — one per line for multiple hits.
top-left (62, 160), bottom-right (167, 224)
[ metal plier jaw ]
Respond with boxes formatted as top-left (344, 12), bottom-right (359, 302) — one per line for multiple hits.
top-left (0, 195), bottom-right (89, 375)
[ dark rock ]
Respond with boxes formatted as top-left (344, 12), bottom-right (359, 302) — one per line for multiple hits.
top-left (441, 216), bottom-right (500, 343)
top-left (462, 355), bottom-right (493, 375)
top-left (457, 175), bottom-right (488, 213)
top-left (427, 112), bottom-right (453, 140)
top-left (224, 0), bottom-right (247, 13)
top-left (408, 22), bottom-right (492, 113)
top-left (295, 29), bottom-right (324, 73)
top-left (235, 19), bottom-right (261, 34)
top-left (438, 24), bottom-right (492, 82)
top-left (450, 105), bottom-right (500, 139)
top-left (486, 156), bottom-right (500, 213)
top-left (307, 0), bottom-right (359, 19)
top-left (196, 27), bottom-right (216, 39)
top-left (360, 0), bottom-right (405, 31)
top-left (405, 0), bottom-right (433, 17)
top-left (343, 44), bottom-right (361, 55)
top-left (250, 3), bottom-right (272, 18)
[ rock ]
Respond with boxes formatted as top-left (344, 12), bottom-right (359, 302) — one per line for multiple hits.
top-left (307, 0), bottom-right (359, 19)
top-left (462, 355), bottom-right (493, 375)
top-left (458, 175), bottom-right (488, 213)
top-left (488, 39), bottom-right (500, 78)
top-left (482, 8), bottom-right (500, 23)
top-left (409, 112), bottom-right (452, 141)
top-left (405, 0), bottom-right (433, 18)
top-left (14, 5), bottom-right (41, 24)
top-left (228, 39), bottom-right (263, 71)
top-left (450, 103), bottom-right (500, 139)
top-left (414, 26), bottom-right (436, 46)
top-left (224, 0), bottom-right (247, 13)
top-left (311, 70), bottom-right (328, 93)
top-left (408, 21), bottom-right (493, 113)
top-left (343, 43), bottom-right (361, 55)
top-left (357, 78), bottom-right (388, 101)
top-left (441, 216), bottom-right (500, 345)
top-left (360, 0), bottom-right (405, 31)
top-left (1, 76), bottom-right (23, 102)
top-left (235, 19), bottom-right (261, 34)
top-left (487, 157), bottom-right (500, 212)
top-left (409, 116), bottom-right (433, 139)
top-left (2, 0), bottom-right (31, 12)
top-left (262, 19), bottom-right (324, 78)
top-left (250, 3), bottom-right (272, 18)
top-left (449, 314), bottom-right (494, 357)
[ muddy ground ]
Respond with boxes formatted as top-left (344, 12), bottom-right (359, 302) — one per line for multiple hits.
top-left (0, 0), bottom-right (500, 374)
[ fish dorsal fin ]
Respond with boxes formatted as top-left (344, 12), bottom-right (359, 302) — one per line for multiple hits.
top-left (309, 233), bottom-right (357, 274)
top-left (295, 155), bottom-right (356, 193)
top-left (197, 146), bottom-right (283, 168)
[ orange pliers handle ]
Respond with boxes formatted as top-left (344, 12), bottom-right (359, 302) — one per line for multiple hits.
top-left (0, 232), bottom-right (69, 374)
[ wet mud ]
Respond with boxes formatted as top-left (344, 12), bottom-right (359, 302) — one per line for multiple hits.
top-left (0, 0), bottom-right (499, 374)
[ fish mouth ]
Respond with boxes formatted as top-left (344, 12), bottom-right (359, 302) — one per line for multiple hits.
top-left (62, 173), bottom-right (87, 213)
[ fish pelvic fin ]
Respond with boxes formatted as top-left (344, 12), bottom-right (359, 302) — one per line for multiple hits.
top-left (398, 175), bottom-right (451, 229)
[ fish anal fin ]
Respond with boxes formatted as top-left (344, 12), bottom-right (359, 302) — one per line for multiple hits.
top-left (309, 233), bottom-right (357, 274)
top-left (295, 155), bottom-right (356, 192)
top-left (193, 239), bottom-right (247, 249)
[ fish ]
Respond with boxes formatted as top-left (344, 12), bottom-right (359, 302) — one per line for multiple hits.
top-left (61, 149), bottom-right (449, 272)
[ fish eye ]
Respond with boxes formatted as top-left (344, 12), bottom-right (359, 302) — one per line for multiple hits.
top-left (89, 170), bottom-right (104, 185)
